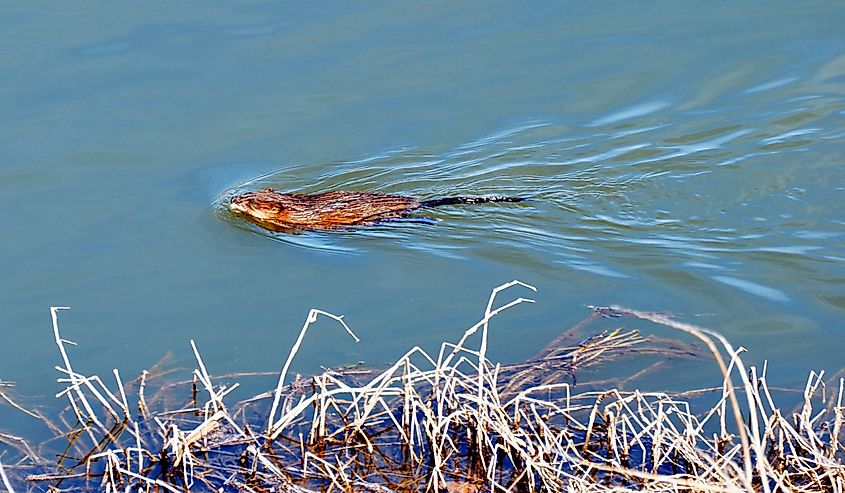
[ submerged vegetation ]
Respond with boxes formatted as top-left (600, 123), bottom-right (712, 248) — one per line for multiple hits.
top-left (1, 281), bottom-right (843, 492)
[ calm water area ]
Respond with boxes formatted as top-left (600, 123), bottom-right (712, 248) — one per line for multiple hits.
top-left (2, 2), bottom-right (845, 439)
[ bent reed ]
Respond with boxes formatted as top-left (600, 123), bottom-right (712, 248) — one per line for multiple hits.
top-left (1, 281), bottom-right (843, 492)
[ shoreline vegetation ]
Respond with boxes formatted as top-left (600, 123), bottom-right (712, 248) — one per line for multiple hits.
top-left (1, 281), bottom-right (843, 492)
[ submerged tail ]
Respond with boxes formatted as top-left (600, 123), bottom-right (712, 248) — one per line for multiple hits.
top-left (420, 196), bottom-right (526, 208)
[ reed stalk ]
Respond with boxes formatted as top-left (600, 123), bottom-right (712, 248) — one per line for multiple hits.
top-left (0, 281), bottom-right (842, 492)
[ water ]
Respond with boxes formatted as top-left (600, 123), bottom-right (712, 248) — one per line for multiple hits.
top-left (2, 1), bottom-right (845, 439)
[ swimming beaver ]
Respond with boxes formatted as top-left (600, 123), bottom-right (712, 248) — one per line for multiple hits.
top-left (229, 188), bottom-right (524, 231)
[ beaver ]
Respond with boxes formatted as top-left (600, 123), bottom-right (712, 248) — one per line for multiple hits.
top-left (229, 188), bottom-right (524, 231)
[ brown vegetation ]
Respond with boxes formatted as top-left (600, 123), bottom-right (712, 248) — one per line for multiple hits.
top-left (1, 281), bottom-right (843, 492)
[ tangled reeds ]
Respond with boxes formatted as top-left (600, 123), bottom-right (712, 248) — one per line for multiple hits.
top-left (0, 280), bottom-right (843, 492)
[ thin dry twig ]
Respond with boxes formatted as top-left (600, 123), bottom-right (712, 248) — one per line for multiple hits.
top-left (1, 283), bottom-right (843, 493)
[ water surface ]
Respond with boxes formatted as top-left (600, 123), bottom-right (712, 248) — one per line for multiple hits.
top-left (1, 1), bottom-right (844, 438)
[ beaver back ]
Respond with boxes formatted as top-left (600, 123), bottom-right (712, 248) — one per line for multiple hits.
top-left (230, 189), bottom-right (421, 230)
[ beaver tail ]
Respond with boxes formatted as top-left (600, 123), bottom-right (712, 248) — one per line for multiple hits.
top-left (420, 196), bottom-right (526, 208)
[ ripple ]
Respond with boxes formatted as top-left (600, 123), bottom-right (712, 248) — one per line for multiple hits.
top-left (215, 81), bottom-right (844, 315)
top-left (745, 77), bottom-right (797, 94)
top-left (564, 260), bottom-right (630, 278)
top-left (712, 275), bottom-right (790, 302)
top-left (589, 100), bottom-right (671, 127)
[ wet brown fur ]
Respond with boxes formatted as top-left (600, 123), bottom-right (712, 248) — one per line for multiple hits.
top-left (229, 188), bottom-right (522, 231)
top-left (230, 189), bottom-right (422, 231)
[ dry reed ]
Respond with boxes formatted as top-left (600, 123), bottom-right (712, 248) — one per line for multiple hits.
top-left (0, 280), bottom-right (843, 492)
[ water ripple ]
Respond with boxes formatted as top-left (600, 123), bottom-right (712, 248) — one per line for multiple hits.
top-left (589, 100), bottom-right (671, 127)
top-left (217, 64), bottom-right (845, 313)
top-left (712, 275), bottom-right (790, 302)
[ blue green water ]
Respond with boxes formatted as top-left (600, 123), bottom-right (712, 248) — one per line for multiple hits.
top-left (2, 2), bottom-right (845, 435)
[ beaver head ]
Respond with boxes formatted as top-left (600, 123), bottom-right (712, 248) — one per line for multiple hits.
top-left (229, 188), bottom-right (289, 222)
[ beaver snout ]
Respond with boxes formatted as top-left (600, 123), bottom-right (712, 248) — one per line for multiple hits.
top-left (228, 195), bottom-right (248, 214)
